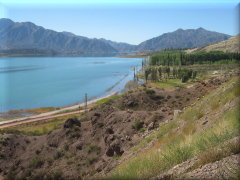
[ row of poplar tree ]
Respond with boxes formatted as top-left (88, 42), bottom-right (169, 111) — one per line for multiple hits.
top-left (144, 66), bottom-right (197, 83)
top-left (149, 51), bottom-right (240, 66)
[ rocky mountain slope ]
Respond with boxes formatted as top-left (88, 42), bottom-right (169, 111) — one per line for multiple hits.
top-left (0, 18), bottom-right (232, 56)
top-left (137, 28), bottom-right (231, 51)
top-left (99, 38), bottom-right (137, 54)
top-left (186, 35), bottom-right (240, 53)
top-left (0, 18), bottom-right (118, 56)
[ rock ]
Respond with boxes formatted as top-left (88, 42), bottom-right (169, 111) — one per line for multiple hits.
top-left (76, 144), bottom-right (82, 150)
top-left (93, 112), bottom-right (101, 117)
top-left (162, 108), bottom-right (167, 112)
top-left (106, 147), bottom-right (114, 157)
top-left (148, 122), bottom-right (155, 131)
top-left (125, 136), bottom-right (131, 141)
top-left (126, 101), bottom-right (138, 107)
top-left (173, 110), bottom-right (182, 118)
top-left (202, 120), bottom-right (208, 125)
top-left (104, 134), bottom-right (116, 144)
top-left (105, 128), bottom-right (114, 134)
top-left (97, 122), bottom-right (104, 128)
top-left (112, 144), bottom-right (124, 156)
top-left (91, 112), bottom-right (101, 125)
top-left (106, 142), bottom-right (124, 157)
top-left (127, 109), bottom-right (133, 113)
top-left (64, 118), bottom-right (81, 128)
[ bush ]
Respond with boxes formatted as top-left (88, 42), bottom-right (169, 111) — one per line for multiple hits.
top-left (139, 128), bottom-right (146, 133)
top-left (146, 89), bottom-right (155, 95)
top-left (31, 171), bottom-right (45, 180)
top-left (86, 155), bottom-right (97, 165)
top-left (45, 171), bottom-right (63, 180)
top-left (181, 75), bottom-right (189, 83)
top-left (35, 149), bottom-right (41, 155)
top-left (31, 156), bottom-right (44, 168)
top-left (132, 120), bottom-right (144, 131)
top-left (54, 151), bottom-right (64, 160)
top-left (88, 145), bottom-right (101, 154)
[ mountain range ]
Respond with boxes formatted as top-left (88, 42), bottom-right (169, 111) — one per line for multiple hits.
top-left (0, 18), bottom-right (231, 56)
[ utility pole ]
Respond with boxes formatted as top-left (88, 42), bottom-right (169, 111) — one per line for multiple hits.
top-left (133, 66), bottom-right (135, 80)
top-left (136, 67), bottom-right (139, 83)
top-left (85, 93), bottom-right (88, 111)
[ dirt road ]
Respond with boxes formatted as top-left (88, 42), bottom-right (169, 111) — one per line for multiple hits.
top-left (0, 109), bottom-right (86, 129)
top-left (0, 92), bottom-right (116, 129)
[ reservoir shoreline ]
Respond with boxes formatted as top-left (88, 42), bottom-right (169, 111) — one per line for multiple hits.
top-left (0, 57), bottom-right (142, 112)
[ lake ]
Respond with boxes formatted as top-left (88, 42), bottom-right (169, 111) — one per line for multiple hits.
top-left (0, 57), bottom-right (142, 112)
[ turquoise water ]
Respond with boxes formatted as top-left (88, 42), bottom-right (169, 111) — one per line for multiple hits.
top-left (0, 57), bottom-right (141, 112)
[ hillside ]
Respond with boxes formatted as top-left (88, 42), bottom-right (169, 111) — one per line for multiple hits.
top-left (186, 35), bottom-right (240, 53)
top-left (0, 67), bottom-right (239, 179)
top-left (109, 72), bottom-right (240, 180)
top-left (137, 28), bottom-right (231, 51)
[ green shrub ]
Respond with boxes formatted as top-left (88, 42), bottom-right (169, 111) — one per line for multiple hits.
top-left (86, 155), bottom-right (97, 165)
top-left (139, 128), bottom-right (146, 133)
top-left (54, 151), bottom-right (64, 160)
top-left (132, 120), bottom-right (144, 131)
top-left (31, 156), bottom-right (44, 168)
top-left (47, 171), bottom-right (63, 180)
top-left (88, 145), bottom-right (101, 154)
top-left (35, 149), bottom-right (41, 155)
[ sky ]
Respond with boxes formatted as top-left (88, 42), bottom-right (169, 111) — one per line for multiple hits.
top-left (0, 0), bottom-right (239, 44)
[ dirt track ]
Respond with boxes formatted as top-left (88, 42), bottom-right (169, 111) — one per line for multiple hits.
top-left (0, 92), bottom-right (116, 129)
top-left (0, 109), bottom-right (86, 129)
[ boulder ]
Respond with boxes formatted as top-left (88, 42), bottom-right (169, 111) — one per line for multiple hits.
top-left (105, 144), bottom-right (124, 157)
top-left (106, 147), bottom-right (114, 157)
top-left (75, 143), bottom-right (83, 150)
top-left (112, 144), bottom-right (124, 156)
top-left (148, 122), bottom-right (155, 131)
top-left (64, 118), bottom-right (81, 128)
top-left (105, 128), bottom-right (114, 134)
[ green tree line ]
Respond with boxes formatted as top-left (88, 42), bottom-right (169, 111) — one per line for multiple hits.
top-left (149, 51), bottom-right (240, 66)
top-left (144, 66), bottom-right (197, 83)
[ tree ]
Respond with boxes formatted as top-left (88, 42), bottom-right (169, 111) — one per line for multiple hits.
top-left (192, 71), bottom-right (197, 79)
top-left (144, 68), bottom-right (151, 84)
top-left (158, 67), bottom-right (162, 79)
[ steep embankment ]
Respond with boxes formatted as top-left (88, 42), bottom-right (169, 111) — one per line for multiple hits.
top-left (108, 73), bottom-right (240, 180)
top-left (0, 71), bottom-right (239, 179)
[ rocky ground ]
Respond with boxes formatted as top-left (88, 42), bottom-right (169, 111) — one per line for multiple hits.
top-left (0, 72), bottom-right (237, 180)
top-left (152, 137), bottom-right (240, 180)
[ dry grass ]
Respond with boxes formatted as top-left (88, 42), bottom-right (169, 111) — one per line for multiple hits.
top-left (8, 107), bottom-right (57, 115)
top-left (107, 76), bottom-right (240, 180)
top-left (150, 79), bottom-right (192, 90)
top-left (1, 114), bottom-right (79, 136)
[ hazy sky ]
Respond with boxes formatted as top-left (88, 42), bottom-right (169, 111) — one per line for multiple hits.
top-left (0, 0), bottom-right (239, 44)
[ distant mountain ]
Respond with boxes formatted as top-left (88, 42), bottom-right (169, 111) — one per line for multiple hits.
top-left (99, 38), bottom-right (137, 54)
top-left (0, 18), bottom-right (232, 57)
top-left (0, 18), bottom-right (118, 56)
top-left (137, 28), bottom-right (231, 51)
top-left (186, 35), bottom-right (240, 53)
top-left (61, 31), bottom-right (77, 37)
top-left (0, 48), bottom-right (57, 57)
